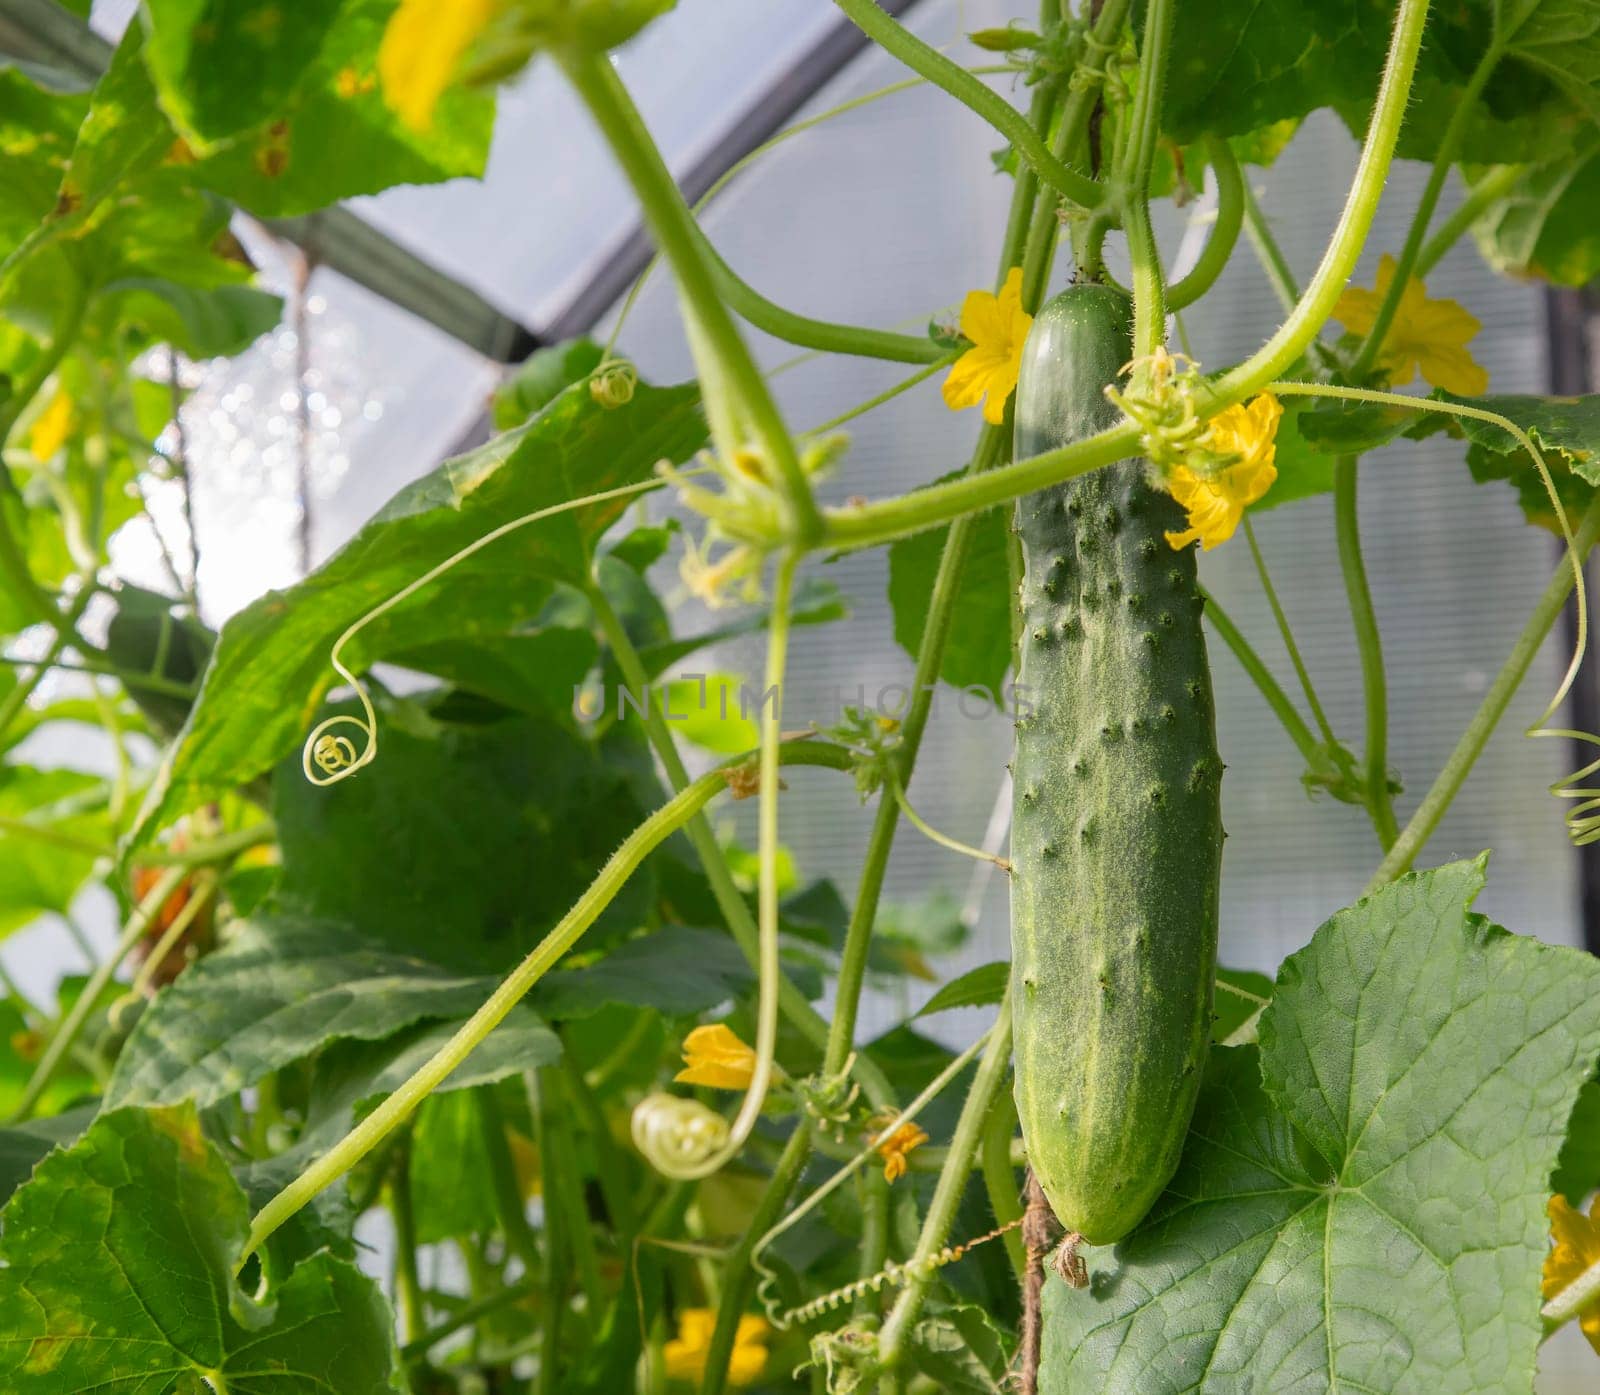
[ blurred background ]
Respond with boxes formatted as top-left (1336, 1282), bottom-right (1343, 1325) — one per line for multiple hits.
top-left (6, 1), bottom-right (1598, 1384)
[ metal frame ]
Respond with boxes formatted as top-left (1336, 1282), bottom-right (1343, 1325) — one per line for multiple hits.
top-left (1548, 284), bottom-right (1600, 955)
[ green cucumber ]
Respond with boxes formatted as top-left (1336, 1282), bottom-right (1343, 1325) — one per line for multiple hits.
top-left (1010, 284), bottom-right (1222, 1245)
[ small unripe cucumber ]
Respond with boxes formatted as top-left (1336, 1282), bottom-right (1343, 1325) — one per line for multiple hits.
top-left (1010, 284), bottom-right (1222, 1245)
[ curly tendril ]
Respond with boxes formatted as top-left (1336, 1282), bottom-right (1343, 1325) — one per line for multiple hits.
top-left (789, 1219), bottom-right (1023, 1328)
top-left (751, 1028), bottom-right (993, 1328)
top-left (589, 360), bottom-right (637, 409)
top-left (1271, 382), bottom-right (1600, 845)
top-left (298, 472), bottom-right (696, 787)
top-left (630, 1092), bottom-right (731, 1173)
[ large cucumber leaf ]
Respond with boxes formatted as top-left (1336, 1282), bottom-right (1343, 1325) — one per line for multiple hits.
top-left (271, 708), bottom-right (659, 971)
top-left (1042, 857), bottom-right (1600, 1394)
top-left (0, 1104), bottom-right (401, 1393)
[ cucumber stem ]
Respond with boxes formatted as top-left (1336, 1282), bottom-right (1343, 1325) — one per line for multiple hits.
top-left (1334, 457), bottom-right (1401, 848)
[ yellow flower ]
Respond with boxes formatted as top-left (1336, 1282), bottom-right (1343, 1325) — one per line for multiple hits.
top-left (27, 390), bottom-right (73, 461)
top-left (378, 0), bottom-right (499, 132)
top-left (942, 266), bottom-right (1031, 426)
top-left (1332, 253), bottom-right (1489, 395)
top-left (1164, 393), bottom-right (1282, 551)
top-left (1545, 1194), bottom-right (1600, 1355)
top-left (674, 1024), bottom-right (756, 1090)
top-left (872, 1120), bottom-right (930, 1184)
top-left (663, 1308), bottom-right (770, 1387)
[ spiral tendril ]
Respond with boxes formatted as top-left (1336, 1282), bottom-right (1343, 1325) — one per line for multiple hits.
top-left (297, 470), bottom-right (700, 788)
top-left (750, 1028), bottom-right (994, 1328)
top-left (786, 1220), bottom-right (1023, 1328)
top-left (631, 1092), bottom-right (731, 1175)
top-left (589, 361), bottom-right (637, 409)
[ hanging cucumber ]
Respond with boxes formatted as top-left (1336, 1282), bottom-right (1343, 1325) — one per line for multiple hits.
top-left (1010, 283), bottom-right (1222, 1245)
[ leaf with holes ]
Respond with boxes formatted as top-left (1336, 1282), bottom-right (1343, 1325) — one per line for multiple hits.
top-left (1042, 857), bottom-right (1600, 1394)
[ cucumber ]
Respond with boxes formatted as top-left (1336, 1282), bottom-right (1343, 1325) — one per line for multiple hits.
top-left (1010, 284), bottom-right (1222, 1245)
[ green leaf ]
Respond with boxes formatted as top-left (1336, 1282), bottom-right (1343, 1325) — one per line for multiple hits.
top-left (391, 626), bottom-right (598, 716)
top-left (0, 1108), bottom-right (91, 1208)
top-left (142, 0), bottom-right (348, 144)
top-left (0, 765), bottom-right (108, 940)
top-left (657, 672), bottom-right (760, 753)
top-left (1159, 1), bottom-right (1594, 168)
top-left (0, 1104), bottom-right (400, 1393)
top-left (888, 491), bottom-right (1011, 700)
top-left (1438, 391), bottom-right (1600, 481)
top-left (104, 582), bottom-right (214, 740)
top-left (104, 913), bottom-right (530, 1109)
top-left (1042, 858), bottom-right (1600, 1393)
top-left (533, 925), bottom-right (754, 1019)
top-left (494, 338), bottom-right (606, 430)
top-left (131, 375), bottom-right (705, 845)
top-left (186, 0), bottom-right (495, 217)
top-left (1553, 1076), bottom-right (1600, 1206)
top-left (910, 1301), bottom-right (1014, 1391)
top-left (1470, 135), bottom-right (1600, 287)
top-left (100, 277), bottom-right (282, 358)
top-left (1211, 965), bottom-right (1272, 1042)
top-left (272, 709), bottom-right (656, 972)
top-left (1441, 390), bottom-right (1600, 532)
top-left (1292, 397), bottom-right (1444, 456)
top-left (915, 960), bottom-right (1008, 1017)
top-left (1158, 0), bottom-right (1383, 147)
top-left (409, 1089), bottom-right (502, 1241)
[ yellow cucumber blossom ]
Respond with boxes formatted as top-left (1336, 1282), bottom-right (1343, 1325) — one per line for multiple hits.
top-left (663, 1309), bottom-right (771, 1387)
top-left (675, 1023), bottom-right (756, 1090)
top-left (1546, 1194), bottom-right (1600, 1355)
top-left (680, 532), bottom-right (762, 610)
top-left (28, 390), bottom-right (73, 461)
top-left (1164, 393), bottom-right (1282, 552)
top-left (378, 0), bottom-right (500, 132)
top-left (942, 266), bottom-right (1031, 425)
top-left (871, 1118), bottom-right (930, 1183)
top-left (1333, 254), bottom-right (1489, 395)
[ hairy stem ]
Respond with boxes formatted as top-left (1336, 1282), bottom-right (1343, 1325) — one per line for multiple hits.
top-left (1120, 0), bottom-right (1175, 360)
top-left (876, 995), bottom-right (1015, 1374)
top-left (1349, 38), bottom-right (1503, 381)
top-left (390, 1138), bottom-right (426, 1344)
top-left (240, 741), bottom-right (851, 1263)
top-left (698, 1128), bottom-right (811, 1395)
top-left (585, 580), bottom-right (892, 1108)
top-left (1415, 164), bottom-right (1524, 279)
top-left (1167, 137), bottom-right (1244, 312)
top-left (560, 50), bottom-right (819, 540)
top-left (1334, 457), bottom-right (1399, 848)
